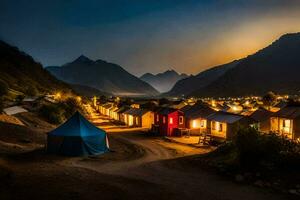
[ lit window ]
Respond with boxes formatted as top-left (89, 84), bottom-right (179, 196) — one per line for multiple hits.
top-left (169, 117), bottom-right (173, 124)
top-left (192, 120), bottom-right (197, 128)
top-left (179, 116), bottom-right (183, 124)
top-left (219, 123), bottom-right (223, 132)
top-left (282, 119), bottom-right (291, 134)
top-left (213, 121), bottom-right (223, 132)
top-left (200, 120), bottom-right (206, 128)
top-left (163, 116), bottom-right (166, 124)
top-left (156, 114), bottom-right (159, 122)
top-left (214, 121), bottom-right (219, 131)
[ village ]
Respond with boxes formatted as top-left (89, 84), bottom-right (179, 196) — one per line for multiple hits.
top-left (1, 90), bottom-right (300, 199)
top-left (2, 1), bottom-right (300, 199)
top-left (94, 93), bottom-right (300, 143)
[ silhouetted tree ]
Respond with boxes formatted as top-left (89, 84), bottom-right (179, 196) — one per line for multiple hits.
top-left (159, 98), bottom-right (170, 106)
top-left (262, 91), bottom-right (276, 110)
top-left (26, 85), bottom-right (38, 96)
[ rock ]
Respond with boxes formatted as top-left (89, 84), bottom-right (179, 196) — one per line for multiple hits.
top-left (235, 174), bottom-right (244, 182)
top-left (289, 189), bottom-right (298, 195)
top-left (254, 180), bottom-right (264, 187)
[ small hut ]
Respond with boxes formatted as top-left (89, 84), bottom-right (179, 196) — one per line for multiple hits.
top-left (207, 111), bottom-right (253, 141)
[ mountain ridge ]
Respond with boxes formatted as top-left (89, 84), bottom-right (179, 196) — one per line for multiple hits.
top-left (0, 40), bottom-right (70, 95)
top-left (164, 60), bottom-right (240, 97)
top-left (140, 69), bottom-right (188, 93)
top-left (46, 56), bottom-right (159, 96)
top-left (189, 32), bottom-right (300, 97)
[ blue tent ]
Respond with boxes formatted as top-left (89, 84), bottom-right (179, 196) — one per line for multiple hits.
top-left (47, 111), bottom-right (109, 156)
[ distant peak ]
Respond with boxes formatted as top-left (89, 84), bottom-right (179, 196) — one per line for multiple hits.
top-left (95, 59), bottom-right (108, 64)
top-left (164, 69), bottom-right (179, 75)
top-left (279, 32), bottom-right (300, 39)
top-left (73, 55), bottom-right (94, 64)
top-left (143, 72), bottom-right (154, 76)
top-left (140, 73), bottom-right (154, 79)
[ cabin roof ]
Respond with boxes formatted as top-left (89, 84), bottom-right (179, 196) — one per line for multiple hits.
top-left (249, 108), bottom-right (272, 122)
top-left (115, 106), bottom-right (129, 113)
top-left (111, 107), bottom-right (119, 112)
top-left (158, 107), bottom-right (178, 115)
top-left (273, 106), bottom-right (300, 119)
top-left (183, 104), bottom-right (215, 119)
top-left (274, 101), bottom-right (287, 108)
top-left (207, 111), bottom-right (244, 123)
top-left (180, 105), bottom-right (192, 112)
top-left (123, 108), bottom-right (149, 116)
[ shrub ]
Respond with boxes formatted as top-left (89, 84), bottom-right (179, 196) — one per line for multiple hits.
top-left (60, 97), bottom-right (82, 119)
top-left (39, 104), bottom-right (65, 124)
top-left (26, 85), bottom-right (38, 96)
top-left (0, 99), bottom-right (3, 113)
top-left (234, 127), bottom-right (261, 167)
top-left (15, 95), bottom-right (25, 103)
top-left (0, 81), bottom-right (8, 97)
top-left (233, 127), bottom-right (300, 169)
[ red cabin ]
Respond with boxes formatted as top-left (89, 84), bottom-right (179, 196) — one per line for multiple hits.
top-left (154, 108), bottom-right (185, 136)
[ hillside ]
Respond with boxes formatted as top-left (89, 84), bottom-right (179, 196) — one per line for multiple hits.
top-left (190, 32), bottom-right (300, 97)
top-left (164, 60), bottom-right (240, 97)
top-left (70, 84), bottom-right (111, 97)
top-left (0, 40), bottom-right (70, 95)
top-left (46, 56), bottom-right (159, 96)
top-left (140, 70), bottom-right (188, 93)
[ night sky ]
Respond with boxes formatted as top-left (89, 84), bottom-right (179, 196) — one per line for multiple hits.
top-left (1, 0), bottom-right (300, 76)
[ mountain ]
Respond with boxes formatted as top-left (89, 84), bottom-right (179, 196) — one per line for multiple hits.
top-left (46, 55), bottom-right (159, 96)
top-left (0, 40), bottom-right (70, 95)
top-left (140, 70), bottom-right (188, 93)
top-left (190, 32), bottom-right (300, 97)
top-left (70, 84), bottom-right (111, 97)
top-left (164, 60), bottom-right (240, 97)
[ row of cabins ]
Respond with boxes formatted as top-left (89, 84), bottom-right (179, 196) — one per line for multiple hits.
top-left (97, 103), bottom-right (154, 128)
top-left (96, 102), bottom-right (300, 142)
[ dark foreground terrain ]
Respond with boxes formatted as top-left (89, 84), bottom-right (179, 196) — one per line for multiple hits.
top-left (0, 111), bottom-right (297, 200)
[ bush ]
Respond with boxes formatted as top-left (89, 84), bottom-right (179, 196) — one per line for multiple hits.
top-left (233, 127), bottom-right (300, 169)
top-left (15, 95), bottom-right (25, 103)
top-left (59, 97), bottom-right (83, 119)
top-left (234, 127), bottom-right (261, 167)
top-left (26, 85), bottom-right (38, 96)
top-left (0, 99), bottom-right (3, 113)
top-left (0, 81), bottom-right (8, 97)
top-left (39, 104), bottom-right (65, 124)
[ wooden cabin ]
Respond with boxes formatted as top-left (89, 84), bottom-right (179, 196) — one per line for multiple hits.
top-left (270, 106), bottom-right (300, 140)
top-left (98, 103), bottom-right (112, 115)
top-left (113, 106), bottom-right (129, 121)
top-left (181, 104), bottom-right (215, 135)
top-left (123, 108), bottom-right (154, 128)
top-left (207, 111), bottom-right (253, 141)
top-left (249, 108), bottom-right (272, 133)
top-left (110, 107), bottom-right (119, 119)
top-left (153, 108), bottom-right (185, 136)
